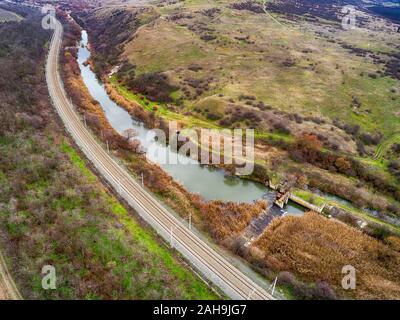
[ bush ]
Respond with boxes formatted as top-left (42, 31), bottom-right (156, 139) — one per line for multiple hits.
top-left (230, 1), bottom-right (264, 14)
top-left (130, 72), bottom-right (178, 102)
top-left (392, 143), bottom-right (400, 154)
top-left (343, 123), bottom-right (360, 136)
top-left (388, 160), bottom-right (400, 179)
top-left (206, 111), bottom-right (222, 120)
top-left (360, 132), bottom-right (382, 145)
top-left (273, 121), bottom-right (291, 134)
top-left (277, 272), bottom-right (337, 300)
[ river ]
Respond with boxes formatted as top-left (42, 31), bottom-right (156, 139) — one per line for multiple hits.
top-left (77, 30), bottom-right (305, 214)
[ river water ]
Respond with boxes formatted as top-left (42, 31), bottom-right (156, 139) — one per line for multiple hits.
top-left (77, 30), bottom-right (304, 214)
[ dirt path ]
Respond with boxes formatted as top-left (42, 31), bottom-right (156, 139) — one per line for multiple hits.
top-left (374, 133), bottom-right (400, 160)
top-left (0, 250), bottom-right (22, 300)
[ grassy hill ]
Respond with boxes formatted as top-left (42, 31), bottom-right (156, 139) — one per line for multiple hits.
top-left (83, 0), bottom-right (400, 157)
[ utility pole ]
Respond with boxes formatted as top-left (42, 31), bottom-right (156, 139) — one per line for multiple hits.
top-left (188, 213), bottom-right (192, 230)
top-left (247, 288), bottom-right (256, 300)
top-left (269, 277), bottom-right (278, 296)
top-left (106, 141), bottom-right (110, 154)
top-left (141, 172), bottom-right (144, 188)
top-left (83, 114), bottom-right (87, 127)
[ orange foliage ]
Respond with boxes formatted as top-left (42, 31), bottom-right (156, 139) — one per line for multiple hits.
top-left (335, 157), bottom-right (351, 172)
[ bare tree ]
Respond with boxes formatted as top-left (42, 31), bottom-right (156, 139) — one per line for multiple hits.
top-left (122, 128), bottom-right (137, 141)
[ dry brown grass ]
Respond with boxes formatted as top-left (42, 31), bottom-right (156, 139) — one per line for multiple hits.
top-left (254, 212), bottom-right (400, 299)
top-left (192, 197), bottom-right (267, 242)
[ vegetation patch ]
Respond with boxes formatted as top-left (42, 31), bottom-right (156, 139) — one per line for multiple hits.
top-left (253, 212), bottom-right (400, 299)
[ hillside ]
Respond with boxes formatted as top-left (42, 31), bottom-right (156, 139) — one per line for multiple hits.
top-left (82, 0), bottom-right (400, 155)
top-left (0, 7), bottom-right (22, 22)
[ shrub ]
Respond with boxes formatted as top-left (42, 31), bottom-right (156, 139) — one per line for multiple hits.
top-left (130, 72), bottom-right (178, 102)
top-left (392, 143), bottom-right (400, 154)
top-left (230, 1), bottom-right (264, 14)
top-left (200, 34), bottom-right (216, 41)
top-left (277, 272), bottom-right (337, 300)
top-left (343, 123), bottom-right (360, 136)
top-left (360, 132), bottom-right (382, 145)
top-left (206, 111), bottom-right (222, 120)
top-left (273, 121), bottom-right (291, 134)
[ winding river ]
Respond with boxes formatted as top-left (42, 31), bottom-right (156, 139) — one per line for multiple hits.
top-left (77, 30), bottom-right (305, 214)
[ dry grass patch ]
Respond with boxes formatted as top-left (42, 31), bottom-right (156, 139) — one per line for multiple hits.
top-left (254, 212), bottom-right (400, 299)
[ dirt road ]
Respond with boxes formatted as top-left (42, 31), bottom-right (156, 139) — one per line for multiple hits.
top-left (0, 250), bottom-right (22, 300)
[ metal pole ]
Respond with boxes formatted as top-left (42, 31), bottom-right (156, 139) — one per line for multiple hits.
top-left (188, 213), bottom-right (191, 230)
top-left (107, 141), bottom-right (110, 153)
top-left (83, 114), bottom-right (87, 127)
top-left (271, 277), bottom-right (277, 296)
top-left (141, 173), bottom-right (144, 188)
